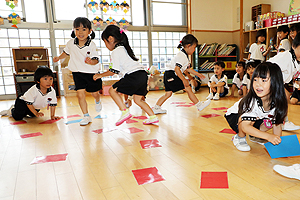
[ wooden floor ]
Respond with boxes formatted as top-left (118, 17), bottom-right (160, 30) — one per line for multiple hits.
top-left (1, 88), bottom-right (300, 200)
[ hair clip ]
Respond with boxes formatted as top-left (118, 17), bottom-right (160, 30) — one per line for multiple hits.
top-left (120, 28), bottom-right (124, 34)
top-left (180, 40), bottom-right (182, 43)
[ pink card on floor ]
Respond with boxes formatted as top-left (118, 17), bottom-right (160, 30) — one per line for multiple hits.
top-left (140, 139), bottom-right (162, 149)
top-left (132, 167), bottom-right (165, 185)
top-left (39, 119), bottom-right (61, 124)
top-left (124, 127), bottom-right (144, 134)
top-left (66, 114), bottom-right (81, 118)
top-left (200, 171), bottom-right (229, 189)
top-left (133, 116), bottom-right (148, 120)
top-left (171, 102), bottom-right (186, 104)
top-left (10, 121), bottom-right (27, 125)
top-left (212, 107), bottom-right (228, 110)
top-left (92, 128), bottom-right (117, 134)
top-left (219, 128), bottom-right (236, 134)
top-left (126, 119), bottom-right (138, 124)
top-left (201, 114), bottom-right (220, 118)
top-left (30, 153), bottom-right (68, 165)
top-left (176, 104), bottom-right (193, 107)
top-left (20, 132), bottom-right (43, 139)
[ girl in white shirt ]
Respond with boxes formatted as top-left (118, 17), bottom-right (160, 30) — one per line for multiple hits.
top-left (248, 30), bottom-right (271, 66)
top-left (225, 62), bottom-right (288, 152)
top-left (93, 25), bottom-right (158, 126)
top-left (277, 25), bottom-right (291, 53)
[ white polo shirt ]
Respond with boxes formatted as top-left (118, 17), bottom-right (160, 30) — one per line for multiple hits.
top-left (242, 74), bottom-right (251, 90)
top-left (109, 45), bottom-right (145, 77)
top-left (165, 50), bottom-right (190, 75)
top-left (232, 73), bottom-right (244, 90)
top-left (249, 43), bottom-right (267, 61)
top-left (278, 39), bottom-right (291, 53)
top-left (268, 50), bottom-right (300, 83)
top-left (208, 74), bottom-right (229, 89)
top-left (64, 38), bottom-right (101, 73)
top-left (19, 84), bottom-right (57, 109)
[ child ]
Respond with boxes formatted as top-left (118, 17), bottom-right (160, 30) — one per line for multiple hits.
top-left (53, 17), bottom-right (102, 126)
top-left (277, 25), bottom-right (291, 53)
top-left (268, 33), bottom-right (300, 131)
top-left (242, 61), bottom-right (257, 97)
top-left (291, 73), bottom-right (300, 105)
top-left (93, 25), bottom-right (158, 126)
top-left (290, 23), bottom-right (300, 40)
top-left (206, 61), bottom-right (229, 100)
top-left (152, 34), bottom-right (210, 114)
top-left (230, 61), bottom-right (245, 97)
top-left (0, 66), bottom-right (60, 121)
top-left (225, 62), bottom-right (288, 151)
top-left (183, 71), bottom-right (201, 93)
top-left (248, 30), bottom-right (271, 66)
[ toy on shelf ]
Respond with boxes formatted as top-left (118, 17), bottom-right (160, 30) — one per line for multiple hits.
top-left (88, 0), bottom-right (99, 13)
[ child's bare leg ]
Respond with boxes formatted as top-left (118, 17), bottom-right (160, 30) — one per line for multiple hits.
top-left (238, 89), bottom-right (243, 96)
top-left (77, 89), bottom-right (88, 114)
top-left (109, 87), bottom-right (127, 111)
top-left (185, 86), bottom-right (199, 104)
top-left (134, 95), bottom-right (155, 116)
top-left (155, 91), bottom-right (172, 106)
top-left (217, 86), bottom-right (224, 94)
top-left (91, 91), bottom-right (101, 102)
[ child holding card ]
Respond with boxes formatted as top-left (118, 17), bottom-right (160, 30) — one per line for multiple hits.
top-left (0, 66), bottom-right (60, 121)
top-left (225, 62), bottom-right (288, 151)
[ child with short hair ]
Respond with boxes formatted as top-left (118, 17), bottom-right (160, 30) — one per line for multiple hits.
top-left (277, 25), bottom-right (291, 53)
top-left (248, 30), bottom-right (271, 66)
top-left (242, 62), bottom-right (257, 97)
top-left (152, 34), bottom-right (210, 114)
top-left (289, 23), bottom-right (300, 40)
top-left (230, 61), bottom-right (246, 97)
top-left (206, 61), bottom-right (229, 100)
top-left (0, 66), bottom-right (60, 121)
top-left (225, 62), bottom-right (288, 151)
top-left (183, 71), bottom-right (201, 93)
top-left (53, 17), bottom-right (102, 126)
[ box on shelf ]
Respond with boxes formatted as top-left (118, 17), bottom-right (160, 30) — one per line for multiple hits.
top-left (282, 17), bottom-right (287, 24)
top-left (224, 61), bottom-right (237, 70)
top-left (288, 16), bottom-right (293, 23)
top-left (277, 17), bottom-right (282, 25)
top-left (244, 21), bottom-right (254, 31)
top-left (264, 18), bottom-right (276, 27)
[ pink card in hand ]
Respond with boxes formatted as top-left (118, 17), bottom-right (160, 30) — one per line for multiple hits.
top-left (200, 171), bottom-right (229, 189)
top-left (201, 114), bottom-right (220, 118)
top-left (20, 132), bottom-right (43, 139)
top-left (140, 139), bottom-right (162, 149)
top-left (133, 116), bottom-right (148, 120)
top-left (124, 127), bottom-right (144, 134)
top-left (30, 153), bottom-right (68, 165)
top-left (219, 128), bottom-right (236, 134)
top-left (126, 119), bottom-right (138, 124)
top-left (10, 121), bottom-right (27, 125)
top-left (132, 167), bottom-right (165, 185)
top-left (212, 107), bottom-right (228, 110)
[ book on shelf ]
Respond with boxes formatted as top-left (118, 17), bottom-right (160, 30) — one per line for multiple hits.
top-left (199, 43), bottom-right (235, 56)
top-left (217, 45), bottom-right (235, 56)
top-left (199, 61), bottom-right (215, 70)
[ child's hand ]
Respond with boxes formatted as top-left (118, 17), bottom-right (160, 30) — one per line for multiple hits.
top-left (198, 74), bottom-right (206, 80)
top-left (36, 112), bottom-right (44, 117)
top-left (51, 116), bottom-right (61, 120)
top-left (93, 74), bottom-right (102, 81)
top-left (268, 134), bottom-right (281, 145)
top-left (85, 57), bottom-right (92, 64)
top-left (211, 87), bottom-right (217, 93)
top-left (53, 57), bottom-right (59, 62)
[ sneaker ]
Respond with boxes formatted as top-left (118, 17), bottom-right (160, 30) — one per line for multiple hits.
top-left (0, 109), bottom-right (8, 116)
top-left (282, 121), bottom-right (300, 131)
top-left (80, 115), bottom-right (92, 126)
top-left (143, 117), bottom-right (159, 125)
top-left (116, 112), bottom-right (132, 126)
top-left (6, 105), bottom-right (14, 117)
top-left (249, 135), bottom-right (268, 145)
top-left (206, 93), bottom-right (213, 100)
top-left (153, 106), bottom-right (167, 114)
top-left (213, 93), bottom-right (220, 100)
top-left (196, 99), bottom-right (211, 111)
top-left (95, 101), bottom-right (102, 112)
top-left (273, 164), bottom-right (300, 180)
top-left (232, 134), bottom-right (251, 151)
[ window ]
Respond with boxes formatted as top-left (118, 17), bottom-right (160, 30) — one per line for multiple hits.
top-left (53, 0), bottom-right (86, 21)
top-left (24, 0), bottom-right (46, 23)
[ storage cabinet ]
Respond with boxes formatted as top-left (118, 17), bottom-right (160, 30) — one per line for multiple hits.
top-left (252, 4), bottom-right (271, 29)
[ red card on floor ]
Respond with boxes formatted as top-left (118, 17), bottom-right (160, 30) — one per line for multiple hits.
top-left (67, 114), bottom-right (81, 118)
top-left (20, 132), bottom-right (43, 139)
top-left (201, 114), bottom-right (220, 118)
top-left (133, 116), bottom-right (148, 120)
top-left (219, 128), bottom-right (236, 134)
top-left (39, 119), bottom-right (61, 124)
top-left (140, 139), bottom-right (162, 149)
top-left (10, 121), bottom-right (27, 125)
top-left (132, 167), bottom-right (165, 185)
top-left (171, 102), bottom-right (186, 104)
top-left (212, 107), bottom-right (228, 110)
top-left (126, 119), bottom-right (138, 124)
top-left (30, 153), bottom-right (68, 165)
top-left (176, 104), bottom-right (193, 107)
top-left (92, 128), bottom-right (117, 134)
top-left (124, 127), bottom-right (144, 134)
top-left (200, 172), bottom-right (229, 189)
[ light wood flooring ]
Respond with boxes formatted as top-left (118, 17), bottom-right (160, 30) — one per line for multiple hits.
top-left (1, 88), bottom-right (300, 200)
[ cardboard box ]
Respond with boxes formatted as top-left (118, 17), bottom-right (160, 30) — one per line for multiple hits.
top-left (224, 61), bottom-right (237, 70)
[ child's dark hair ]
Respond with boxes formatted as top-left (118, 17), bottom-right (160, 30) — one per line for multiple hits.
top-left (256, 30), bottom-right (266, 43)
top-left (277, 25), bottom-right (290, 34)
top-left (238, 62), bottom-right (287, 125)
top-left (101, 25), bottom-right (138, 61)
top-left (71, 17), bottom-right (95, 39)
top-left (214, 61), bottom-right (225, 69)
top-left (246, 61), bottom-right (257, 70)
top-left (292, 33), bottom-right (300, 48)
top-left (34, 66), bottom-right (54, 83)
top-left (237, 61), bottom-right (245, 70)
top-left (177, 34), bottom-right (198, 49)
top-left (290, 23), bottom-right (300, 33)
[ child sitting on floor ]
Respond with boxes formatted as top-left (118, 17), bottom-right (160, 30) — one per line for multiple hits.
top-left (230, 61), bottom-right (246, 97)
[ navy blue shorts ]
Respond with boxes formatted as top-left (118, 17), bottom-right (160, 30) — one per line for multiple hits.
top-left (225, 113), bottom-right (263, 133)
top-left (164, 70), bottom-right (185, 92)
top-left (72, 72), bottom-right (102, 93)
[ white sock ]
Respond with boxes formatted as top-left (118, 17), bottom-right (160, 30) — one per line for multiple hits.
top-left (195, 101), bottom-right (201, 107)
top-left (154, 105), bottom-right (161, 109)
